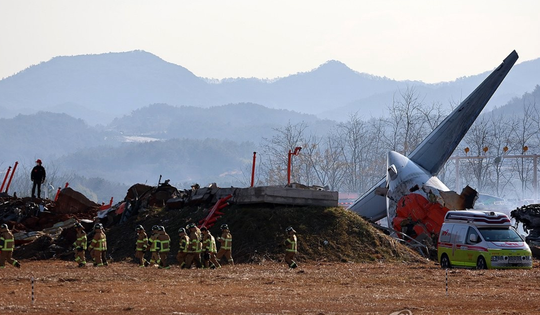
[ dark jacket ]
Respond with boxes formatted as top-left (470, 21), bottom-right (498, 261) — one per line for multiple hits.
top-left (31, 165), bottom-right (46, 182)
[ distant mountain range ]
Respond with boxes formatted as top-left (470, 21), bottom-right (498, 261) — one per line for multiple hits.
top-left (1, 50), bottom-right (539, 125)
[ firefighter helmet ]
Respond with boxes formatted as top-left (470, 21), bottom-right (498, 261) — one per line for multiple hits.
top-left (187, 223), bottom-right (197, 229)
top-left (94, 223), bottom-right (103, 230)
top-left (178, 227), bottom-right (186, 234)
top-left (151, 225), bottom-right (160, 231)
top-left (74, 223), bottom-right (83, 229)
top-left (135, 225), bottom-right (144, 231)
top-left (286, 226), bottom-right (296, 233)
top-left (0, 223), bottom-right (8, 230)
top-left (220, 224), bottom-right (229, 230)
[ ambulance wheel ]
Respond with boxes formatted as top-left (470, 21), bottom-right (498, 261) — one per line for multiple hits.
top-left (440, 254), bottom-right (451, 269)
top-left (476, 256), bottom-right (487, 270)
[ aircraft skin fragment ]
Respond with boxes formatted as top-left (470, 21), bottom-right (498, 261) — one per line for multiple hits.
top-left (349, 51), bottom-right (519, 222)
top-left (386, 151), bottom-right (449, 227)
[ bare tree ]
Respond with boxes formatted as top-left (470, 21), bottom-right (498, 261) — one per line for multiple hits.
top-left (383, 86), bottom-right (427, 155)
top-left (462, 117), bottom-right (493, 192)
top-left (299, 134), bottom-right (347, 190)
top-left (485, 113), bottom-right (516, 197)
top-left (260, 121), bottom-right (308, 185)
top-left (509, 101), bottom-right (539, 199)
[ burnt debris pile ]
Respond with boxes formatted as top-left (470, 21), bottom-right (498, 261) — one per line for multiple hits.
top-left (512, 204), bottom-right (540, 246)
top-left (1, 182), bottom-right (424, 264)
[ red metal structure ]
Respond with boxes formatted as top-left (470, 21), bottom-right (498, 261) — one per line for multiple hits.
top-left (287, 147), bottom-right (302, 185)
top-left (99, 197), bottom-right (114, 210)
top-left (4, 161), bottom-right (18, 194)
top-left (251, 152), bottom-right (257, 187)
top-left (1, 166), bottom-right (11, 192)
top-left (199, 194), bottom-right (232, 229)
top-left (54, 183), bottom-right (70, 202)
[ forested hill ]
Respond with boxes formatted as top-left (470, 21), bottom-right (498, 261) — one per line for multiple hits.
top-left (488, 85), bottom-right (540, 117)
top-left (108, 103), bottom-right (334, 141)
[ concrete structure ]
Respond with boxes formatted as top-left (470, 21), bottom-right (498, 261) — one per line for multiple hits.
top-left (216, 185), bottom-right (338, 207)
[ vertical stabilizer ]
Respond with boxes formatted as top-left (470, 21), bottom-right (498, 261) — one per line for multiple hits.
top-left (410, 50), bottom-right (518, 175)
top-left (349, 51), bottom-right (518, 222)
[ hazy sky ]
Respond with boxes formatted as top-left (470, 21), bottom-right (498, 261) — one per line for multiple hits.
top-left (1, 0), bottom-right (539, 83)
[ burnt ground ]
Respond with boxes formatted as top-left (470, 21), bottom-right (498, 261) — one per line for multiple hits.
top-left (1, 260), bottom-right (540, 314)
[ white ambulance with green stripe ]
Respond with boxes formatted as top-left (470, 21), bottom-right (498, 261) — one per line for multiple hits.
top-left (437, 210), bottom-right (532, 269)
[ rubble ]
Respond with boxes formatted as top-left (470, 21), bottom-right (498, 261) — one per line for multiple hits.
top-left (512, 205), bottom-right (540, 241)
top-left (511, 204), bottom-right (540, 258)
top-left (54, 187), bottom-right (100, 214)
top-left (2, 180), bottom-right (417, 264)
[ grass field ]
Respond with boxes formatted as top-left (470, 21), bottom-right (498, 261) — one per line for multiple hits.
top-left (1, 260), bottom-right (540, 314)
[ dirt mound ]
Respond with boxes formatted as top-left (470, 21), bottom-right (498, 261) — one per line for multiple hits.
top-left (104, 205), bottom-right (424, 264)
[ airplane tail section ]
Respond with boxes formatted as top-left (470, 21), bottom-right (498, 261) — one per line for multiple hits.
top-left (410, 50), bottom-right (518, 175)
top-left (348, 51), bottom-right (518, 222)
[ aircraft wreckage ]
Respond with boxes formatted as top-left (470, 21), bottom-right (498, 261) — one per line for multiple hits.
top-left (349, 50), bottom-right (519, 252)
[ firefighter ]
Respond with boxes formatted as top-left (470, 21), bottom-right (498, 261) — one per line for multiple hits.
top-left (73, 222), bottom-right (87, 267)
top-left (184, 223), bottom-right (202, 268)
top-left (88, 223), bottom-right (108, 267)
top-left (148, 225), bottom-right (161, 266)
top-left (284, 226), bottom-right (298, 268)
top-left (176, 228), bottom-right (189, 268)
top-left (216, 224), bottom-right (234, 266)
top-left (157, 226), bottom-right (171, 269)
top-left (135, 225), bottom-right (149, 267)
top-left (0, 224), bottom-right (21, 268)
top-left (201, 226), bottom-right (220, 269)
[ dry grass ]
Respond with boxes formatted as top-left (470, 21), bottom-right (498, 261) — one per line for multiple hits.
top-left (1, 260), bottom-right (540, 314)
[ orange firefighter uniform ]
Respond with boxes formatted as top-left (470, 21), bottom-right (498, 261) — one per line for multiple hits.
top-left (184, 223), bottom-right (202, 269)
top-left (148, 225), bottom-right (161, 266)
top-left (73, 223), bottom-right (87, 267)
top-left (88, 223), bottom-right (108, 267)
top-left (176, 228), bottom-right (189, 268)
top-left (201, 227), bottom-right (220, 269)
top-left (216, 224), bottom-right (234, 266)
top-left (157, 226), bottom-right (171, 269)
top-left (284, 226), bottom-right (298, 268)
top-left (135, 225), bottom-right (149, 267)
top-left (0, 224), bottom-right (21, 268)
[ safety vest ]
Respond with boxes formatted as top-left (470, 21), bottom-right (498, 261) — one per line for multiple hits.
top-left (188, 232), bottom-right (200, 253)
top-left (73, 232), bottom-right (88, 250)
top-left (0, 232), bottom-right (15, 252)
top-left (219, 232), bottom-right (232, 250)
top-left (178, 235), bottom-right (189, 252)
top-left (202, 234), bottom-right (217, 253)
top-left (285, 235), bottom-right (297, 253)
top-left (158, 234), bottom-right (170, 252)
top-left (149, 234), bottom-right (160, 252)
top-left (90, 233), bottom-right (107, 251)
top-left (136, 233), bottom-right (148, 251)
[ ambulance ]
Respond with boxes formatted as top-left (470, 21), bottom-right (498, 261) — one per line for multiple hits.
top-left (437, 210), bottom-right (532, 269)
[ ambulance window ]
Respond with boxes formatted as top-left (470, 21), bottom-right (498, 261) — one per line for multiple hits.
top-left (439, 224), bottom-right (453, 243)
top-left (454, 226), bottom-right (467, 244)
top-left (466, 227), bottom-right (480, 244)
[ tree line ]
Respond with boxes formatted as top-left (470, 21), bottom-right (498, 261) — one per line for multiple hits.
top-left (256, 85), bottom-right (540, 202)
